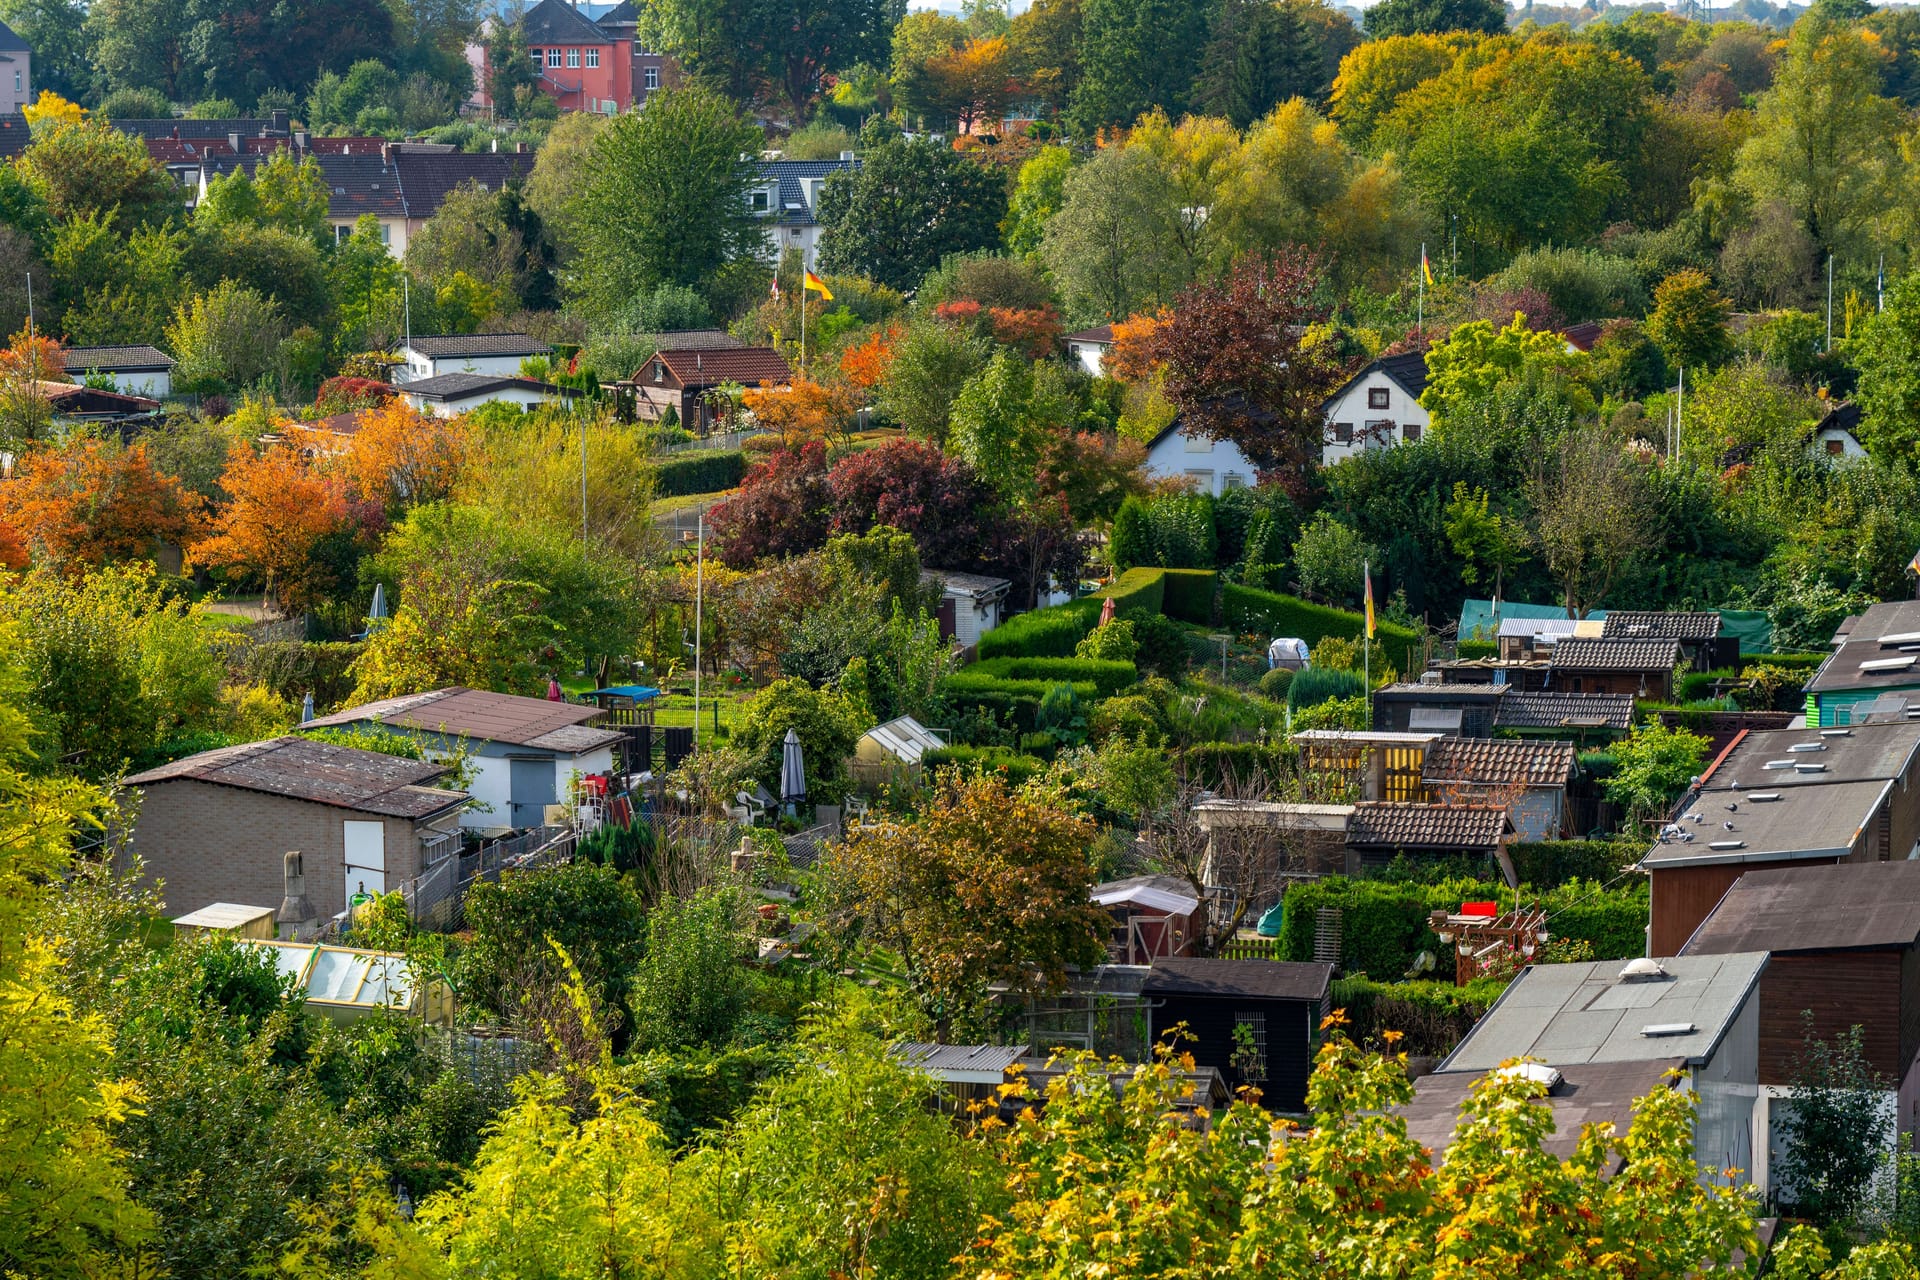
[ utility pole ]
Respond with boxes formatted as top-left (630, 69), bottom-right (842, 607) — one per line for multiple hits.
top-left (693, 509), bottom-right (705, 754)
top-left (1826, 254), bottom-right (1835, 352)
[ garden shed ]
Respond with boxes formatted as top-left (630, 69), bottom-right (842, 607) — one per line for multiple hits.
top-left (1142, 957), bottom-right (1333, 1113)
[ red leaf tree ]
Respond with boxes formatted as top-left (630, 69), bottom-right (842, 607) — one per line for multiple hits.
top-left (826, 438), bottom-right (1002, 571)
top-left (708, 442), bottom-right (833, 568)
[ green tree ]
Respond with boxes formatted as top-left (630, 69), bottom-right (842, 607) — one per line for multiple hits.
top-left (569, 86), bottom-right (764, 318)
top-left (1420, 313), bottom-right (1598, 428)
top-left (627, 888), bottom-right (749, 1052)
top-left (1194, 0), bottom-right (1323, 128)
top-left (733, 676), bottom-right (869, 805)
top-left (1530, 425), bottom-right (1659, 619)
top-left (949, 349), bottom-right (1046, 502)
top-left (17, 116), bottom-right (181, 231)
top-left (874, 315), bottom-right (991, 439)
top-left (1775, 1019), bottom-right (1892, 1229)
top-left (1002, 144), bottom-right (1072, 255)
top-left (816, 138), bottom-right (1008, 292)
top-left (1646, 267), bottom-right (1733, 373)
top-left (165, 280), bottom-right (289, 394)
top-left (1442, 482), bottom-right (1532, 604)
top-left (1066, 0), bottom-right (1211, 133)
top-left (1853, 272), bottom-right (1920, 460)
top-left (1292, 510), bottom-right (1378, 606)
top-left (1006, 0), bottom-right (1084, 119)
top-left (328, 213), bottom-right (408, 354)
top-left (1363, 0), bottom-right (1505, 36)
top-left (1601, 720), bottom-right (1707, 827)
top-left (406, 179), bottom-right (554, 312)
top-left (1040, 144), bottom-right (1188, 320)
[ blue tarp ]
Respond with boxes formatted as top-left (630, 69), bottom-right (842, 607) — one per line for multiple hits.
top-left (586, 685), bottom-right (662, 701)
top-left (1456, 600), bottom-right (1772, 654)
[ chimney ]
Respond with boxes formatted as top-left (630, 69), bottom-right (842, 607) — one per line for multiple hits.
top-left (277, 850), bottom-right (318, 940)
top-left (228, 131), bottom-right (242, 152)
top-left (516, 142), bottom-right (528, 154)
top-left (839, 150), bottom-right (854, 161)
top-left (270, 108), bottom-right (290, 134)
top-left (294, 129), bottom-right (308, 149)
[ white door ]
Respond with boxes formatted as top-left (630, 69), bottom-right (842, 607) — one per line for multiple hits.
top-left (343, 820), bottom-right (387, 902)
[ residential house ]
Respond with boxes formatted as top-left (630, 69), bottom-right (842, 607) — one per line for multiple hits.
top-left (194, 148), bottom-right (410, 250)
top-left (61, 345), bottom-right (175, 397)
top-left (302, 687), bottom-right (625, 831)
top-left (1806, 599), bottom-right (1920, 727)
top-left (753, 157), bottom-right (858, 269)
top-left (1547, 637), bottom-right (1681, 699)
top-left (1344, 801), bottom-right (1511, 875)
top-left (1682, 861), bottom-right (1920, 1174)
top-left (1063, 324), bottom-right (1114, 377)
top-left (0, 20), bottom-right (29, 113)
top-left (393, 333), bottom-right (551, 385)
top-left (1813, 401), bottom-right (1868, 460)
top-left (1144, 418), bottom-right (1256, 496)
top-left (391, 148), bottom-right (536, 244)
top-left (1321, 351), bottom-right (1430, 465)
top-left (1420, 737), bottom-right (1577, 841)
top-left (1141, 957), bottom-right (1334, 1112)
top-left (1371, 681), bottom-right (1508, 737)
top-left (1434, 952), bottom-right (1770, 1191)
top-left (1399, 1060), bottom-right (1684, 1172)
top-left (466, 0), bottom-right (675, 117)
top-left (1093, 874), bottom-right (1201, 964)
top-left (398, 372), bottom-right (578, 417)
top-left (1600, 611), bottom-right (1732, 672)
top-left (122, 736), bottom-right (469, 921)
top-left (633, 346), bottom-right (792, 431)
top-left (925, 569), bottom-right (1011, 647)
top-left (1492, 690), bottom-right (1635, 739)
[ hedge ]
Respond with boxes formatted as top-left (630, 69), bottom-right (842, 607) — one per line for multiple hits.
top-left (1178, 742), bottom-right (1292, 788)
top-left (968, 657), bottom-right (1140, 698)
top-left (1221, 583), bottom-right (1420, 674)
top-left (1098, 567), bottom-right (1165, 618)
top-left (934, 687), bottom-right (1045, 734)
top-left (977, 598), bottom-right (1102, 659)
top-left (1504, 839), bottom-right (1641, 889)
top-left (1328, 974), bottom-right (1507, 1058)
top-left (655, 449), bottom-right (745, 497)
top-left (923, 744), bottom-right (1047, 785)
top-left (1160, 569), bottom-right (1216, 625)
top-left (1739, 652), bottom-right (1826, 673)
top-left (235, 640), bottom-right (361, 710)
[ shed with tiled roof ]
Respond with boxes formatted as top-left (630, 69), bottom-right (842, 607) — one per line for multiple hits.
top-left (1345, 801), bottom-right (1511, 873)
top-left (63, 344), bottom-right (175, 397)
top-left (1549, 637), bottom-right (1682, 699)
top-left (1421, 738), bottom-right (1577, 841)
top-left (633, 346), bottom-right (794, 431)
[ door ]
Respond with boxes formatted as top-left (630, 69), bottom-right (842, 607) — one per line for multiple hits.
top-left (509, 757), bottom-right (556, 828)
top-left (343, 820), bottom-right (386, 903)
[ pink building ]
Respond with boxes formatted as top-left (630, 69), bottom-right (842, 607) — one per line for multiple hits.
top-left (467, 0), bottom-right (676, 117)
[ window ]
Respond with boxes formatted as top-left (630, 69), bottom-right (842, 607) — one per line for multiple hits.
top-left (1332, 421), bottom-right (1352, 444)
top-left (377, 222), bottom-right (390, 245)
top-left (566, 48), bottom-right (580, 68)
top-left (1364, 419), bottom-right (1390, 445)
top-left (1223, 473), bottom-right (1247, 490)
top-left (654, 360), bottom-right (666, 383)
top-left (1403, 421), bottom-right (1422, 442)
top-left (645, 66), bottom-right (660, 90)
top-left (1827, 438), bottom-right (1845, 456)
top-left (1233, 1013), bottom-right (1268, 1081)
top-left (1368, 386), bottom-right (1390, 409)
top-left (585, 47), bottom-right (600, 69)
top-left (10, 71), bottom-right (17, 95)
top-left (529, 48), bottom-right (543, 68)
top-left (547, 48), bottom-right (562, 68)
top-left (1183, 431), bottom-right (1210, 453)
top-left (750, 189), bottom-right (770, 212)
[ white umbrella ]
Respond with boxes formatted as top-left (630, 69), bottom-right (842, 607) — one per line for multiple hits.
top-left (369, 583), bottom-right (388, 620)
top-left (301, 692), bottom-right (315, 723)
top-left (779, 727), bottom-right (807, 809)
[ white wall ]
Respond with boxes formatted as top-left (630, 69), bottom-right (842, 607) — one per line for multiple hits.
top-left (1067, 340), bottom-right (1108, 378)
top-left (1813, 427), bottom-right (1867, 461)
top-left (1322, 372), bottom-right (1431, 465)
top-left (439, 746), bottom-right (614, 831)
top-left (1145, 426), bottom-right (1254, 496)
top-left (405, 385), bottom-right (560, 418)
top-left (77, 369), bottom-right (170, 397)
top-left (761, 222), bottom-right (824, 269)
top-left (950, 594), bottom-right (1004, 648)
top-left (331, 216), bottom-right (409, 258)
top-left (396, 351), bottom-right (533, 385)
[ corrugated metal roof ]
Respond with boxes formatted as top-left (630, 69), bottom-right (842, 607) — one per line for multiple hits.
top-left (891, 1041), bottom-right (1024, 1083)
top-left (1092, 874), bottom-right (1199, 916)
top-left (1439, 952), bottom-right (1769, 1071)
top-left (1682, 860), bottom-right (1920, 955)
top-left (125, 736), bottom-right (462, 818)
top-left (304, 687), bottom-right (611, 750)
top-left (1347, 802), bottom-right (1509, 850)
top-left (1142, 957), bottom-right (1332, 1001)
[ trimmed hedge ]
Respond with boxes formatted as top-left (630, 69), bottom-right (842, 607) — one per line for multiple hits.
top-left (1328, 974), bottom-right (1507, 1058)
top-left (936, 687), bottom-right (1044, 734)
top-left (968, 656), bottom-right (1140, 698)
top-left (1739, 652), bottom-right (1826, 673)
top-left (1161, 569), bottom-right (1216, 625)
top-left (236, 640), bottom-right (361, 710)
top-left (977, 598), bottom-right (1102, 660)
top-left (1179, 742), bottom-right (1292, 788)
top-left (1505, 839), bottom-right (1641, 889)
top-left (655, 449), bottom-right (746, 497)
top-left (1099, 567), bottom-right (1166, 617)
top-left (923, 744), bottom-right (1047, 785)
top-left (1222, 583), bottom-right (1420, 675)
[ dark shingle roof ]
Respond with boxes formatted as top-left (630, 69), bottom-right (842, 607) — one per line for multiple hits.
top-left (0, 19), bottom-right (28, 52)
top-left (391, 151), bottom-right (533, 221)
top-left (1141, 957), bottom-right (1332, 1001)
top-left (1347, 802), bottom-right (1509, 850)
top-left (405, 332), bottom-right (550, 358)
top-left (1422, 737), bottom-right (1576, 788)
top-left (0, 113), bottom-right (27, 159)
top-left (1601, 611), bottom-right (1720, 643)
top-left (62, 345), bottom-right (174, 372)
top-left (400, 372), bottom-right (570, 400)
top-left (655, 346), bottom-right (792, 387)
top-left (125, 736), bottom-right (462, 819)
top-left (1064, 324), bottom-right (1115, 344)
top-left (521, 0), bottom-right (613, 44)
top-left (1494, 691), bottom-right (1635, 732)
top-left (1682, 860), bottom-right (1920, 955)
top-left (304, 686), bottom-right (621, 752)
top-left (1549, 638), bottom-right (1682, 672)
top-left (761, 158), bottom-right (858, 226)
top-left (316, 152), bottom-right (405, 219)
top-left (110, 117), bottom-right (285, 140)
top-left (647, 329), bottom-right (746, 352)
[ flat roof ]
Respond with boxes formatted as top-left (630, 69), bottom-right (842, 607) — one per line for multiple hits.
top-left (1808, 600), bottom-right (1920, 693)
top-left (891, 1041), bottom-right (1024, 1084)
top-left (172, 902), bottom-right (276, 929)
top-left (1641, 777), bottom-right (1889, 868)
top-left (1682, 860), bottom-right (1920, 955)
top-left (1142, 957), bottom-right (1332, 1002)
top-left (304, 687), bottom-right (622, 752)
top-left (1439, 952), bottom-right (1769, 1071)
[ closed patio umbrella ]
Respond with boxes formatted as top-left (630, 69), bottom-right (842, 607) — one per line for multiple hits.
top-left (301, 691), bottom-right (314, 723)
top-left (780, 727), bottom-right (807, 811)
top-left (1099, 595), bottom-right (1116, 626)
top-left (369, 582), bottom-right (388, 620)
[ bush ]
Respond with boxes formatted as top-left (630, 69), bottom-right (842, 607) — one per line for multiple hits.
top-left (977, 598), bottom-right (1102, 659)
top-left (1161, 569), bottom-right (1216, 624)
top-left (655, 449), bottom-right (746, 497)
top-left (968, 656), bottom-right (1139, 698)
top-left (1132, 613), bottom-right (1190, 680)
top-left (628, 889), bottom-right (750, 1053)
top-left (1505, 840), bottom-right (1640, 888)
top-left (1257, 667), bottom-right (1295, 701)
top-left (1179, 741), bottom-right (1288, 788)
top-left (1034, 681), bottom-right (1088, 744)
top-left (922, 744), bottom-right (1046, 785)
top-left (1328, 974), bottom-right (1507, 1058)
top-left (1075, 618), bottom-right (1138, 663)
top-left (1098, 567), bottom-right (1166, 618)
top-left (236, 640), bottom-right (360, 711)
top-left (1288, 666), bottom-right (1367, 709)
top-left (1223, 583), bottom-right (1421, 674)
top-left (1089, 694), bottom-right (1167, 746)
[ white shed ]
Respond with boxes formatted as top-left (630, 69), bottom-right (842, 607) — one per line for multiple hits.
top-left (1063, 324), bottom-right (1114, 378)
top-left (393, 333), bottom-right (551, 385)
top-left (925, 569), bottom-right (1012, 648)
top-left (398, 373), bottom-right (580, 418)
top-left (62, 344), bottom-right (175, 397)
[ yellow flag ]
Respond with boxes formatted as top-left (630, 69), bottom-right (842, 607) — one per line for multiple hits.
top-left (803, 269), bottom-right (833, 301)
top-left (1421, 250), bottom-right (1433, 287)
top-left (1364, 564), bottom-right (1376, 639)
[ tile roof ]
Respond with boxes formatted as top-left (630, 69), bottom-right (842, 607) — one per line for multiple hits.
top-left (315, 151), bottom-right (406, 219)
top-left (1400, 1059), bottom-right (1683, 1169)
top-left (1438, 952), bottom-right (1770, 1071)
top-left (62, 345), bottom-right (174, 371)
top-left (761, 158), bottom-right (858, 226)
top-left (0, 18), bottom-right (27, 51)
top-left (401, 372), bottom-right (570, 400)
top-left (647, 329), bottom-right (747, 351)
top-left (391, 151), bottom-right (534, 220)
top-left (124, 736), bottom-right (463, 819)
top-left (656, 346), bottom-right (793, 387)
top-left (110, 117), bottom-right (287, 140)
top-left (521, 0), bottom-right (614, 44)
top-left (1141, 957), bottom-right (1333, 1001)
top-left (1549, 638), bottom-right (1682, 672)
top-left (1346, 802), bottom-right (1510, 850)
top-left (1064, 324), bottom-right (1115, 344)
top-left (405, 332), bottom-right (550, 358)
top-left (1421, 737), bottom-right (1577, 788)
top-left (0, 113), bottom-right (26, 160)
top-left (1494, 691), bottom-right (1635, 732)
top-left (303, 687), bottom-right (622, 751)
top-left (1682, 860), bottom-right (1920, 955)
top-left (1601, 611), bottom-right (1720, 643)
top-left (1559, 320), bottom-right (1605, 352)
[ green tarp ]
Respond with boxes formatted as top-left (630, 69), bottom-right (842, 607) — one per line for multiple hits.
top-left (1457, 599), bottom-right (1772, 654)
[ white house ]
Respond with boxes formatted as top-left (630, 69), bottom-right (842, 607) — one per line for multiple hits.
top-left (925, 569), bottom-right (1011, 648)
top-left (303, 687), bottom-right (625, 832)
top-left (1813, 402), bottom-right (1868, 461)
top-left (398, 373), bottom-right (579, 418)
top-left (61, 345), bottom-right (174, 398)
top-left (1321, 351), bottom-right (1431, 466)
top-left (1144, 420), bottom-right (1255, 496)
top-left (392, 333), bottom-right (552, 385)
top-left (754, 157), bottom-right (857, 270)
top-left (1063, 324), bottom-right (1114, 377)
top-left (0, 19), bottom-right (31, 113)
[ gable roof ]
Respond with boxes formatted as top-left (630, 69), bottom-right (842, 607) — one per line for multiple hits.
top-left (1064, 324), bottom-right (1115, 344)
top-left (1401, 1059), bottom-right (1683, 1170)
top-left (1326, 350), bottom-right (1430, 410)
top-left (404, 332), bottom-right (549, 359)
top-left (760, 158), bottom-right (857, 225)
top-left (1494, 690), bottom-right (1635, 732)
top-left (124, 735), bottom-right (463, 819)
top-left (1422, 737), bottom-right (1577, 788)
top-left (648, 329), bottom-right (746, 352)
top-left (1092, 873), bottom-right (1201, 917)
top-left (1141, 957), bottom-right (1332, 1002)
top-left (0, 19), bottom-right (27, 52)
top-left (1559, 320), bottom-right (1604, 352)
top-left (1346, 802), bottom-right (1509, 850)
top-left (391, 151), bottom-right (534, 221)
top-left (304, 687), bottom-right (622, 752)
top-left (521, 0), bottom-right (613, 44)
top-left (653, 346), bottom-right (792, 387)
top-left (1601, 611), bottom-right (1720, 643)
top-left (1685, 860), bottom-right (1920, 956)
top-left (62, 345), bottom-right (174, 372)
top-left (400, 372), bottom-right (571, 401)
top-left (310, 151), bottom-right (404, 219)
top-left (1549, 637), bottom-right (1681, 672)
top-left (110, 116), bottom-right (288, 141)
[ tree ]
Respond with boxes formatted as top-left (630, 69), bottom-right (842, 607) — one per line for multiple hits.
top-left (1601, 720), bottom-right (1707, 827)
top-left (197, 149), bottom-right (331, 244)
top-left (1067, 0), bottom-right (1211, 134)
top-left (758, 0), bottom-right (898, 124)
top-left (192, 438), bottom-right (372, 613)
top-left (1529, 426), bottom-right (1659, 618)
top-left (1292, 511), bottom-right (1378, 605)
top-left (626, 888), bottom-right (749, 1052)
top-left (1775, 1019), bottom-right (1892, 1228)
top-left (405, 179), bottom-right (554, 312)
top-left (568, 86), bottom-right (764, 318)
top-left (1419, 313), bottom-right (1598, 428)
top-left (827, 769), bottom-right (1109, 1028)
top-left (1146, 252), bottom-right (1341, 489)
top-left (1041, 146), bottom-right (1189, 322)
top-left (1364, 0), bottom-right (1505, 36)
top-left (1006, 0), bottom-right (1083, 119)
top-left (710, 442), bottom-right (833, 567)
top-left (522, 109), bottom-right (607, 266)
top-left (0, 438), bottom-right (201, 567)
top-left (16, 116), bottom-right (180, 231)
top-left (733, 675), bottom-right (868, 803)
top-left (1003, 145), bottom-right (1072, 255)
top-left (460, 413), bottom-right (660, 568)
top-left (874, 315), bottom-right (991, 439)
top-left (1645, 267), bottom-right (1733, 373)
top-left (344, 401), bottom-right (472, 513)
top-left (0, 326), bottom-right (68, 446)
top-left (949, 349), bottom-right (1048, 503)
top-left (921, 35), bottom-right (1020, 133)
top-left (890, 9), bottom-right (969, 123)
top-left (1442, 482), bottom-right (1531, 604)
top-left (166, 281), bottom-right (289, 394)
top-left (1194, 0), bottom-right (1323, 128)
top-left (1855, 271), bottom-right (1920, 459)
top-left (816, 139), bottom-right (1008, 292)
top-left (741, 376), bottom-right (860, 448)
top-left (826, 437), bottom-right (1004, 568)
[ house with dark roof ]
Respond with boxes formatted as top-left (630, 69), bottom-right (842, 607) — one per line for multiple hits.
top-left (1371, 681), bottom-right (1508, 737)
top-left (1322, 350), bottom-right (1430, 465)
top-left (753, 157), bottom-right (858, 269)
top-left (1814, 400), bottom-right (1868, 460)
top-left (1144, 416), bottom-right (1256, 497)
top-left (394, 332), bottom-right (552, 385)
top-left (0, 18), bottom-right (30, 113)
top-left (1141, 957), bottom-right (1333, 1112)
top-left (1493, 690), bottom-right (1635, 738)
top-left (397, 372), bottom-right (580, 417)
top-left (1806, 599), bottom-right (1920, 728)
top-left (393, 149), bottom-right (535, 242)
top-left (304, 687), bottom-right (626, 831)
top-left (1064, 323), bottom-right (1114, 377)
top-left (464, 0), bottom-right (675, 118)
top-left (1344, 801), bottom-right (1511, 874)
top-left (1420, 737), bottom-right (1577, 840)
top-left (1600, 611), bottom-right (1731, 671)
top-left (195, 147), bottom-right (409, 250)
top-left (1548, 637), bottom-right (1682, 699)
top-left (633, 346), bottom-right (793, 430)
top-left (647, 329), bottom-right (746, 352)
top-left (61, 345), bottom-right (174, 398)
top-left (123, 736), bottom-right (469, 921)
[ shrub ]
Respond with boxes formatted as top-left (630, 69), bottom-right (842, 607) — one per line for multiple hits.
top-left (1291, 693), bottom-right (1369, 732)
top-left (922, 744), bottom-right (1046, 785)
top-left (977, 598), bottom-right (1101, 659)
top-left (1090, 694), bottom-right (1167, 746)
top-left (1504, 840), bottom-right (1640, 888)
top-left (1328, 974), bottom-right (1507, 1058)
top-left (1075, 618), bottom-right (1138, 663)
top-left (655, 449), bottom-right (746, 498)
top-left (1034, 681), bottom-right (1087, 744)
top-left (1179, 741), bottom-right (1287, 788)
top-left (236, 640), bottom-right (360, 711)
top-left (1288, 666), bottom-right (1367, 709)
top-left (1161, 569), bottom-right (1216, 624)
top-left (968, 656), bottom-right (1139, 698)
top-left (1132, 613), bottom-right (1189, 680)
top-left (1257, 667), bottom-right (1295, 701)
top-left (1098, 567), bottom-right (1166, 618)
top-left (1223, 582), bottom-right (1420, 674)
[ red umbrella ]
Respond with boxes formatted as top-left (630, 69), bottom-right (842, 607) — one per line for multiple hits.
top-left (1099, 595), bottom-right (1116, 626)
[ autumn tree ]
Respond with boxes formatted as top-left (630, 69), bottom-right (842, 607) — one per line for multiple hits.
top-left (924, 35), bottom-right (1020, 133)
top-left (1529, 425), bottom-right (1659, 618)
top-left (826, 437), bottom-right (1005, 569)
top-left (16, 114), bottom-right (180, 230)
top-left (838, 318), bottom-right (903, 392)
top-left (1147, 251), bottom-right (1341, 490)
top-left (192, 439), bottom-right (374, 613)
top-left (1645, 267), bottom-right (1734, 374)
top-left (740, 377), bottom-right (860, 449)
top-left (709, 442), bottom-right (833, 568)
top-left (0, 327), bottom-right (69, 445)
top-left (344, 400), bottom-right (473, 513)
top-left (0, 438), bottom-right (200, 566)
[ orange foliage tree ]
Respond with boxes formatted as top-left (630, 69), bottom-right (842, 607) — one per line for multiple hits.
top-left (342, 400), bottom-right (473, 512)
top-left (1103, 310), bottom-right (1166, 383)
top-left (839, 320), bottom-right (903, 392)
top-left (0, 439), bottom-right (201, 566)
top-left (741, 378), bottom-right (860, 448)
top-left (192, 440), bottom-right (377, 612)
top-left (0, 329), bottom-right (70, 444)
top-left (0, 517), bottom-right (26, 570)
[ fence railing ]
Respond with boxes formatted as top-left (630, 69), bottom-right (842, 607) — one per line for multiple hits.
top-left (316, 824), bottom-right (578, 940)
top-left (661, 428), bottom-right (765, 454)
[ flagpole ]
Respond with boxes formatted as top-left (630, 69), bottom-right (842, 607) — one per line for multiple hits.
top-left (799, 271), bottom-right (807, 375)
top-left (1363, 559), bottom-right (1372, 710)
top-left (1417, 246), bottom-right (1425, 331)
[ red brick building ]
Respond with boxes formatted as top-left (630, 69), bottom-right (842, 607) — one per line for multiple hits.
top-left (467, 0), bottom-right (676, 117)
